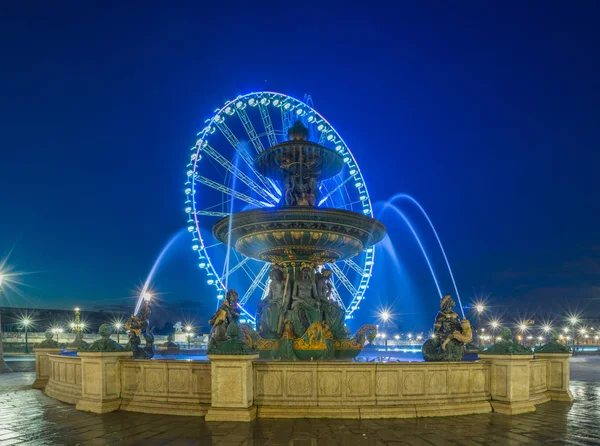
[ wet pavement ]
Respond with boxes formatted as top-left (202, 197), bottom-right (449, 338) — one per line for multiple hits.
top-left (0, 356), bottom-right (599, 445)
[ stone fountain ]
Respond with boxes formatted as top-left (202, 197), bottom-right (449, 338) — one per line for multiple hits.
top-left (208, 121), bottom-right (386, 360)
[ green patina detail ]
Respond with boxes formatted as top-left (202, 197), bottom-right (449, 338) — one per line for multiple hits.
top-left (536, 331), bottom-right (571, 354)
top-left (479, 329), bottom-right (532, 355)
top-left (422, 338), bottom-right (466, 361)
top-left (68, 332), bottom-right (89, 350)
top-left (85, 324), bottom-right (124, 352)
top-left (38, 330), bottom-right (59, 348)
top-left (208, 323), bottom-right (258, 355)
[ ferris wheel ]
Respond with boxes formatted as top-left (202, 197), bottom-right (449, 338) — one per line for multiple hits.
top-left (185, 92), bottom-right (375, 325)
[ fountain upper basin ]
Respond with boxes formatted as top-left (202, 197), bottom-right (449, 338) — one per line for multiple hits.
top-left (213, 207), bottom-right (386, 263)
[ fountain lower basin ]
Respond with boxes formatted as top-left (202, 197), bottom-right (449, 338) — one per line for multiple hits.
top-left (213, 207), bottom-right (386, 263)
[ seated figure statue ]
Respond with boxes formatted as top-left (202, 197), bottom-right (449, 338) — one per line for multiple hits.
top-left (257, 265), bottom-right (286, 338)
top-left (422, 295), bottom-right (472, 361)
top-left (289, 264), bottom-right (321, 337)
top-left (208, 289), bottom-right (240, 349)
top-left (316, 269), bottom-right (346, 339)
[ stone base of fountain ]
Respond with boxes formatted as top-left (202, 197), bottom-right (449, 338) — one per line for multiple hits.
top-left (35, 350), bottom-right (573, 420)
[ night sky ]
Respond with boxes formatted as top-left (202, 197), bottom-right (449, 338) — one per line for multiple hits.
top-left (1, 2), bottom-right (599, 331)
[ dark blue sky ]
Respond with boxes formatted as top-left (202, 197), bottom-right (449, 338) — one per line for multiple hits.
top-left (1, 2), bottom-right (599, 329)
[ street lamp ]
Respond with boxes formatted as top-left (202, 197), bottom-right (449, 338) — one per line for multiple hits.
top-left (114, 322), bottom-right (123, 345)
top-left (52, 327), bottom-right (64, 344)
top-left (0, 274), bottom-right (11, 372)
top-left (185, 325), bottom-right (193, 349)
top-left (22, 318), bottom-right (31, 353)
top-left (518, 323), bottom-right (528, 346)
top-left (474, 303), bottom-right (485, 347)
top-left (569, 317), bottom-right (578, 354)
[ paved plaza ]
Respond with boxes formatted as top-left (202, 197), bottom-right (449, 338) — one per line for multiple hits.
top-left (0, 356), bottom-right (599, 446)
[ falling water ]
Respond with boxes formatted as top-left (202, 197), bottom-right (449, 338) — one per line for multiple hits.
top-left (379, 203), bottom-right (444, 300)
top-left (134, 228), bottom-right (187, 316)
top-left (387, 194), bottom-right (465, 318)
top-left (223, 152), bottom-right (241, 291)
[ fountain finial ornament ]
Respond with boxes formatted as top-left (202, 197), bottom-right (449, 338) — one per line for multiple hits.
top-left (422, 295), bottom-right (473, 361)
top-left (288, 120), bottom-right (309, 141)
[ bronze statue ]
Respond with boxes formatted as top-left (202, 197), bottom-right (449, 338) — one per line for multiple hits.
top-left (257, 265), bottom-right (286, 338)
top-left (317, 269), bottom-right (346, 338)
top-left (208, 289), bottom-right (240, 348)
top-left (289, 264), bottom-right (320, 336)
top-left (422, 295), bottom-right (472, 361)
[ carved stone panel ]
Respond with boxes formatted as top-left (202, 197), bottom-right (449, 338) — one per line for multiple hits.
top-left (318, 371), bottom-right (342, 397)
top-left (494, 365), bottom-right (507, 398)
top-left (168, 369), bottom-right (189, 394)
top-left (551, 361), bottom-right (563, 389)
top-left (376, 371), bottom-right (398, 396)
top-left (402, 371), bottom-right (425, 396)
top-left (427, 372), bottom-right (447, 395)
top-left (347, 372), bottom-right (371, 398)
top-left (287, 371), bottom-right (313, 397)
top-left (122, 365), bottom-right (141, 392)
top-left (257, 371), bottom-right (283, 397)
top-left (472, 369), bottom-right (487, 393)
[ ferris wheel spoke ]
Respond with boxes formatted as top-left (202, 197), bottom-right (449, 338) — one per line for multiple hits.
top-left (281, 107), bottom-right (292, 137)
top-left (236, 108), bottom-right (266, 154)
top-left (202, 143), bottom-right (277, 203)
top-left (343, 258), bottom-right (364, 275)
top-left (239, 263), bottom-right (270, 305)
top-left (259, 103), bottom-right (278, 148)
top-left (194, 210), bottom-right (229, 217)
top-left (330, 283), bottom-right (346, 311)
top-left (215, 121), bottom-right (279, 197)
top-left (238, 105), bottom-right (282, 195)
top-left (318, 176), bottom-right (354, 206)
top-left (219, 257), bottom-right (250, 281)
top-left (329, 263), bottom-right (358, 297)
top-left (193, 174), bottom-right (274, 209)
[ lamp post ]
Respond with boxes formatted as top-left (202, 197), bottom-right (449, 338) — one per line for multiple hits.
top-left (0, 275), bottom-right (12, 372)
top-left (542, 324), bottom-right (552, 343)
top-left (475, 303), bottom-right (485, 347)
top-left (185, 325), bottom-right (193, 349)
top-left (570, 317), bottom-right (578, 354)
top-left (381, 333), bottom-right (387, 351)
top-left (518, 324), bottom-right (528, 346)
top-left (114, 322), bottom-right (122, 345)
top-left (22, 319), bottom-right (30, 353)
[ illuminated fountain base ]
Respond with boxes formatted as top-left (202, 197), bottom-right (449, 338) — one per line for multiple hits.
top-left (37, 350), bottom-right (572, 420)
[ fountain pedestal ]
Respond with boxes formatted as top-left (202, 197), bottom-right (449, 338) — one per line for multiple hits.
top-left (75, 351), bottom-right (132, 413)
top-left (479, 354), bottom-right (536, 415)
top-left (205, 354), bottom-right (259, 422)
top-left (32, 348), bottom-right (62, 389)
top-left (535, 353), bottom-right (573, 402)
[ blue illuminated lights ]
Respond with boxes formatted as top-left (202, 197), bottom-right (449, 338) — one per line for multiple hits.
top-left (186, 91), bottom-right (376, 322)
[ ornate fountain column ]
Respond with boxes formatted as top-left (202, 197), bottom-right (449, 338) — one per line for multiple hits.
top-left (210, 121), bottom-right (385, 360)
